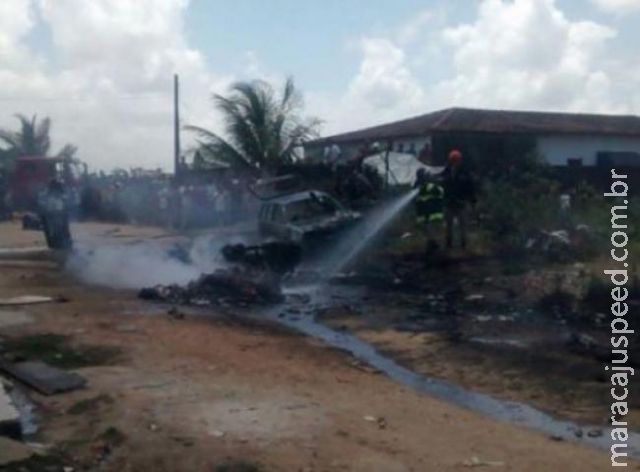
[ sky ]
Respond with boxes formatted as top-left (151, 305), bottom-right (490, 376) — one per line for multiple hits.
top-left (1, 0), bottom-right (640, 171)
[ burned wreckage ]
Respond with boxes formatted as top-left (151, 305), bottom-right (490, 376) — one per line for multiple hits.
top-left (138, 269), bottom-right (284, 306)
top-left (139, 177), bottom-right (361, 307)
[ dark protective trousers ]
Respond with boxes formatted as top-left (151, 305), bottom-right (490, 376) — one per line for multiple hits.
top-left (445, 205), bottom-right (468, 249)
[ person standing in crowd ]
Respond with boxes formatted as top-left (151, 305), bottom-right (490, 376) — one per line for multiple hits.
top-left (441, 149), bottom-right (476, 250)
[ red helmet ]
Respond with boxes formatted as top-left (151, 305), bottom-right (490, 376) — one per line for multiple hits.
top-left (448, 149), bottom-right (462, 164)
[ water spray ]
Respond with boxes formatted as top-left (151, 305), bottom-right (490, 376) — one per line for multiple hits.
top-left (320, 188), bottom-right (419, 278)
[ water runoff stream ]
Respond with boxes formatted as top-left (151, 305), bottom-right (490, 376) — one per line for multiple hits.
top-left (259, 188), bottom-right (640, 458)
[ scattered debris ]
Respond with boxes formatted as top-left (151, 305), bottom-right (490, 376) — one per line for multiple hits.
top-left (586, 428), bottom-right (603, 438)
top-left (348, 359), bottom-right (380, 375)
top-left (0, 296), bottom-right (56, 307)
top-left (363, 415), bottom-right (387, 429)
top-left (567, 333), bottom-right (609, 362)
top-left (525, 230), bottom-right (571, 261)
top-left (139, 269), bottom-right (283, 306)
top-left (222, 242), bottom-right (303, 275)
top-left (167, 306), bottom-right (185, 320)
top-left (0, 360), bottom-right (86, 395)
top-left (462, 456), bottom-right (505, 467)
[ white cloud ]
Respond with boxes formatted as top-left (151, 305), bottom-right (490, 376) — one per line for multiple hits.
top-left (319, 0), bottom-right (636, 136)
top-left (0, 0), bottom-right (36, 68)
top-left (2, 0), bottom-right (639, 167)
top-left (396, 10), bottom-right (437, 45)
top-left (437, 0), bottom-right (620, 112)
top-left (591, 0), bottom-right (640, 13)
top-left (347, 38), bottom-right (424, 111)
top-left (309, 37), bottom-right (427, 136)
top-left (0, 0), bottom-right (231, 171)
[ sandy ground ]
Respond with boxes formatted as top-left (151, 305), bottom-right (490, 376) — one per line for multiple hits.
top-left (0, 221), bottom-right (629, 471)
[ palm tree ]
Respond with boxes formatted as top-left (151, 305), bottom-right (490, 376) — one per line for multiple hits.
top-left (187, 77), bottom-right (321, 173)
top-left (0, 114), bottom-right (51, 157)
top-left (0, 114), bottom-right (79, 170)
top-left (55, 143), bottom-right (78, 160)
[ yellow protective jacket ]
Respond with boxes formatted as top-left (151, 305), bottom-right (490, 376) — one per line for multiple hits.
top-left (415, 182), bottom-right (444, 224)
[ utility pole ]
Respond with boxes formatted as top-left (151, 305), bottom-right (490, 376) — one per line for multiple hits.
top-left (173, 73), bottom-right (181, 179)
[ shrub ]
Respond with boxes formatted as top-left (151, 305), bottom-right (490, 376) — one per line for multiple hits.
top-left (477, 151), bottom-right (562, 253)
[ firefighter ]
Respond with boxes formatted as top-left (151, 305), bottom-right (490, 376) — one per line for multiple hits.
top-left (414, 168), bottom-right (444, 256)
top-left (441, 149), bottom-right (476, 249)
top-left (39, 179), bottom-right (73, 250)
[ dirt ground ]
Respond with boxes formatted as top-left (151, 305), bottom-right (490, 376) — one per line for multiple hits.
top-left (0, 221), bottom-right (631, 471)
top-left (303, 224), bottom-right (640, 433)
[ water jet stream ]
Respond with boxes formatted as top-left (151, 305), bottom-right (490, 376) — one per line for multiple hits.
top-left (319, 188), bottom-right (419, 278)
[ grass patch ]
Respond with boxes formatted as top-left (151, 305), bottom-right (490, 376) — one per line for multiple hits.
top-left (99, 426), bottom-right (127, 447)
top-left (1, 452), bottom-right (68, 471)
top-left (214, 460), bottom-right (263, 472)
top-left (2, 334), bottom-right (120, 369)
top-left (67, 394), bottom-right (114, 415)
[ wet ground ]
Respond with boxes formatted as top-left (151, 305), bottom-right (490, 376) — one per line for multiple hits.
top-left (252, 280), bottom-right (640, 456)
top-left (64, 221), bottom-right (640, 442)
top-left (0, 220), bottom-right (635, 470)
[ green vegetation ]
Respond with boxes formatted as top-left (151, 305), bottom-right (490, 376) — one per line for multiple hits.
top-left (187, 77), bottom-right (320, 173)
top-left (67, 394), bottom-right (115, 415)
top-left (0, 114), bottom-right (78, 170)
top-left (2, 334), bottom-right (120, 369)
top-left (214, 460), bottom-right (263, 472)
top-left (0, 451), bottom-right (69, 471)
top-left (477, 151), bottom-right (560, 252)
top-left (99, 426), bottom-right (127, 447)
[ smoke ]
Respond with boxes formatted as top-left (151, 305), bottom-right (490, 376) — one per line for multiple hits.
top-left (66, 236), bottom-right (227, 289)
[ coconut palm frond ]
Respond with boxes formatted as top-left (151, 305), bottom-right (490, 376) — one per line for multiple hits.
top-left (56, 143), bottom-right (78, 160)
top-left (185, 125), bottom-right (255, 170)
top-left (187, 78), bottom-right (320, 173)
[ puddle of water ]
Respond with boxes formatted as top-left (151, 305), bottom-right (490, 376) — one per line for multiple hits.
top-left (262, 284), bottom-right (640, 458)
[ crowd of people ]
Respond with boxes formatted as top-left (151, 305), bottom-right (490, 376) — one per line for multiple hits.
top-left (78, 172), bottom-right (254, 229)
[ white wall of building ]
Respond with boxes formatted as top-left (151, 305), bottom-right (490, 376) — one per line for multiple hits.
top-left (537, 134), bottom-right (640, 166)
